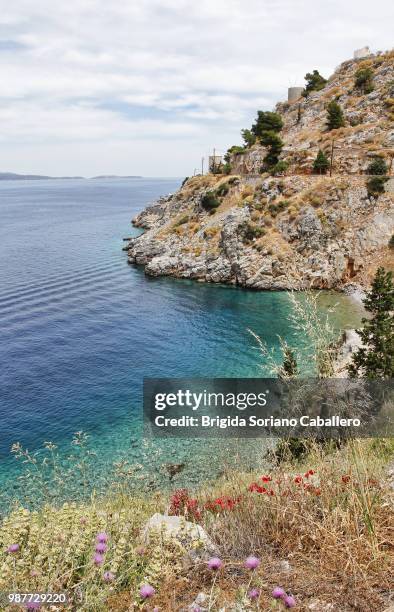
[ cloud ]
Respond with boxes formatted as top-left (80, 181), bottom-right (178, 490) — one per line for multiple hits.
top-left (0, 0), bottom-right (392, 175)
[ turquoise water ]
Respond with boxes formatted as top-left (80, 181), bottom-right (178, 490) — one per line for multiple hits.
top-left (0, 178), bottom-right (363, 507)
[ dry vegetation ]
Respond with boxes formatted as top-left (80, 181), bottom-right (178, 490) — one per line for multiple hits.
top-left (1, 440), bottom-right (393, 611)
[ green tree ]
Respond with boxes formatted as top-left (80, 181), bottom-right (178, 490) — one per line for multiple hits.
top-left (348, 267), bottom-right (394, 379)
top-left (326, 100), bottom-right (345, 130)
top-left (303, 70), bottom-right (327, 96)
top-left (251, 111), bottom-right (283, 137)
top-left (241, 128), bottom-right (256, 147)
top-left (313, 149), bottom-right (330, 174)
top-left (367, 157), bottom-right (388, 175)
top-left (355, 67), bottom-right (374, 93)
top-left (260, 130), bottom-right (284, 167)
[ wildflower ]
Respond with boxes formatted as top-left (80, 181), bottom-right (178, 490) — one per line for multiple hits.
top-left (7, 544), bottom-right (19, 553)
top-left (103, 571), bottom-right (115, 582)
top-left (94, 553), bottom-right (104, 566)
top-left (272, 587), bottom-right (286, 599)
top-left (314, 488), bottom-right (322, 496)
top-left (80, 517), bottom-right (87, 525)
top-left (294, 475), bottom-right (302, 484)
top-left (284, 594), bottom-right (296, 608)
top-left (25, 604), bottom-right (41, 610)
top-left (135, 545), bottom-right (146, 555)
top-left (248, 588), bottom-right (260, 600)
top-left (96, 542), bottom-right (107, 553)
top-left (96, 531), bottom-right (109, 543)
top-left (342, 475), bottom-right (350, 484)
top-left (207, 557), bottom-right (222, 570)
top-left (140, 584), bottom-right (155, 599)
top-left (261, 475), bottom-right (272, 482)
top-left (245, 555), bottom-right (260, 570)
top-left (30, 569), bottom-right (39, 577)
top-left (304, 469), bottom-right (315, 478)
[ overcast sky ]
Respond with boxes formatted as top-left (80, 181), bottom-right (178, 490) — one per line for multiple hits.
top-left (0, 0), bottom-right (392, 177)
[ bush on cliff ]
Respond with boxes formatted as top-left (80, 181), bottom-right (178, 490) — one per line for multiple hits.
top-left (313, 149), bottom-right (330, 174)
top-left (326, 100), bottom-right (345, 130)
top-left (201, 191), bottom-right (220, 211)
top-left (366, 176), bottom-right (388, 198)
top-left (367, 156), bottom-right (388, 175)
top-left (303, 69), bottom-right (327, 96)
top-left (355, 67), bottom-right (374, 93)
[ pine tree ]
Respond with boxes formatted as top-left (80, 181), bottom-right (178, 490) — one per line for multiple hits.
top-left (303, 70), bottom-right (327, 96)
top-left (251, 111), bottom-right (283, 137)
top-left (326, 100), bottom-right (345, 130)
top-left (313, 149), bottom-right (330, 174)
top-left (348, 267), bottom-right (394, 379)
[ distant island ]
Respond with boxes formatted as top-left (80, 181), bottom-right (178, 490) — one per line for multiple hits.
top-left (91, 175), bottom-right (143, 179)
top-left (0, 172), bottom-right (142, 181)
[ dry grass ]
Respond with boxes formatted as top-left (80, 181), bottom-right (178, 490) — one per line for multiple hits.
top-left (1, 440), bottom-right (393, 610)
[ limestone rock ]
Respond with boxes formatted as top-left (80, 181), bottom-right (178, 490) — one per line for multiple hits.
top-left (142, 513), bottom-right (217, 566)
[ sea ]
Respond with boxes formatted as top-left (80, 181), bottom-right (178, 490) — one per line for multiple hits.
top-left (0, 177), bottom-right (364, 508)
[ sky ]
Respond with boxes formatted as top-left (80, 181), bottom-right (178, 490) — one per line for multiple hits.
top-left (0, 0), bottom-right (393, 177)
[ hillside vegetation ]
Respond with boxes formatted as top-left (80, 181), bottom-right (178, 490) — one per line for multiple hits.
top-left (127, 50), bottom-right (394, 290)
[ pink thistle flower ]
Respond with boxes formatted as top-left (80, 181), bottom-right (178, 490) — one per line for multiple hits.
top-left (272, 587), bottom-right (286, 599)
top-left (248, 588), bottom-right (260, 600)
top-left (25, 604), bottom-right (41, 610)
top-left (95, 542), bottom-right (107, 553)
top-left (245, 555), bottom-right (260, 570)
top-left (7, 544), bottom-right (19, 553)
top-left (103, 571), bottom-right (115, 582)
top-left (30, 569), bottom-right (39, 577)
top-left (140, 584), bottom-right (155, 599)
top-left (135, 545), bottom-right (146, 555)
top-left (207, 557), bottom-right (223, 570)
top-left (96, 531), bottom-right (109, 543)
top-left (284, 595), bottom-right (296, 608)
top-left (94, 553), bottom-right (104, 566)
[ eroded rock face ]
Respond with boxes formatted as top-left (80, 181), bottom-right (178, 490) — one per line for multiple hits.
top-left (126, 50), bottom-right (394, 291)
top-left (126, 174), bottom-right (394, 291)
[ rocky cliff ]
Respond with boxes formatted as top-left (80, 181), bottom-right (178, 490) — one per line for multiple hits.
top-left (127, 50), bottom-right (394, 290)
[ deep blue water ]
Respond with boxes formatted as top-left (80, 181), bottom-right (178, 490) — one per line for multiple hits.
top-left (0, 178), bottom-right (363, 504)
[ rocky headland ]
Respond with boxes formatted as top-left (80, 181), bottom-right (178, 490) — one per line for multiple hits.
top-left (126, 50), bottom-right (394, 291)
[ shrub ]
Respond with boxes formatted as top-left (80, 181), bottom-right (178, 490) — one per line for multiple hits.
top-left (216, 182), bottom-right (230, 197)
top-left (241, 221), bottom-right (265, 243)
top-left (268, 200), bottom-right (290, 216)
top-left (222, 162), bottom-right (232, 175)
top-left (313, 149), bottom-right (330, 174)
top-left (174, 215), bottom-right (189, 227)
top-left (326, 100), bottom-right (345, 130)
top-left (355, 67), bottom-right (374, 93)
top-left (181, 176), bottom-right (189, 187)
top-left (389, 235), bottom-right (394, 250)
top-left (241, 128), bottom-right (256, 147)
top-left (270, 160), bottom-right (289, 176)
top-left (201, 192), bottom-right (220, 211)
top-left (367, 157), bottom-right (388, 175)
top-left (303, 70), bottom-right (327, 96)
top-left (366, 176), bottom-right (388, 198)
top-left (251, 111), bottom-right (283, 137)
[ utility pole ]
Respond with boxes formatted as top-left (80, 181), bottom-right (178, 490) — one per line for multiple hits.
top-left (201, 157), bottom-right (204, 175)
top-left (329, 140), bottom-right (335, 177)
